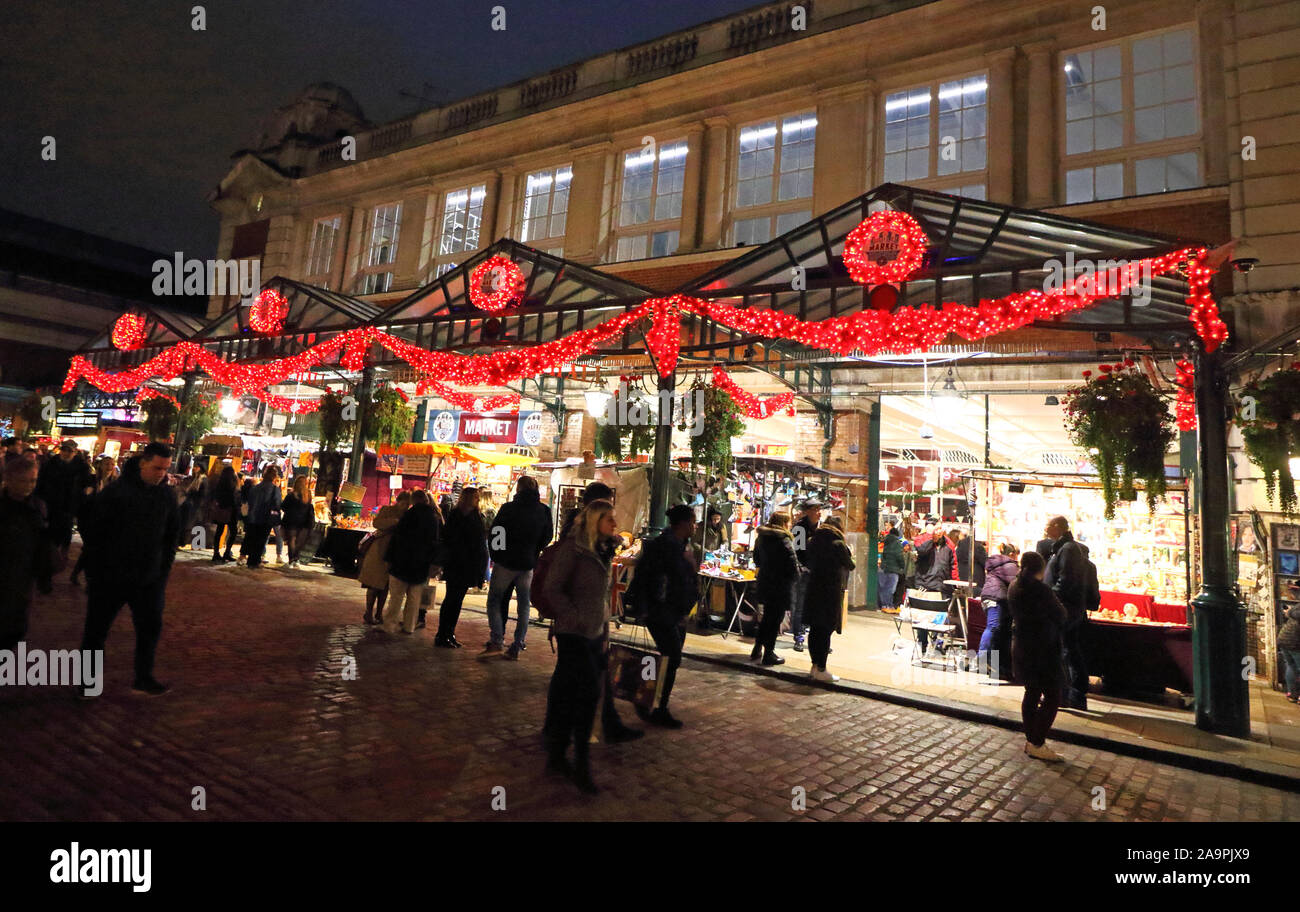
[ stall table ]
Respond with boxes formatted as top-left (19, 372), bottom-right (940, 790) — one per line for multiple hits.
top-left (697, 568), bottom-right (756, 638)
top-left (317, 526), bottom-right (369, 576)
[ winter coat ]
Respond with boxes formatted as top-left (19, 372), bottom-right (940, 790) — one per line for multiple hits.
top-left (79, 470), bottom-right (179, 588)
top-left (543, 533), bottom-right (615, 640)
top-left (440, 507), bottom-right (487, 587)
top-left (753, 525), bottom-right (799, 617)
top-left (703, 521), bottom-right (729, 552)
top-left (916, 537), bottom-right (955, 591)
top-left (980, 554), bottom-right (1019, 602)
top-left (1045, 531), bottom-right (1087, 624)
top-left (245, 478), bottom-right (282, 526)
top-left (1079, 543), bottom-right (1101, 614)
top-left (634, 530), bottom-right (699, 626)
top-left (879, 530), bottom-right (905, 574)
top-left (1008, 575), bottom-right (1066, 685)
top-left (955, 537), bottom-right (987, 589)
top-left (35, 455), bottom-right (92, 525)
top-left (0, 492), bottom-right (54, 617)
top-left (384, 502), bottom-right (442, 585)
top-left (793, 516), bottom-right (818, 569)
top-left (357, 504), bottom-right (404, 589)
top-left (488, 488), bottom-right (554, 571)
top-left (1278, 604), bottom-right (1300, 651)
top-left (804, 525), bottom-right (856, 634)
top-left (280, 492), bottom-right (315, 530)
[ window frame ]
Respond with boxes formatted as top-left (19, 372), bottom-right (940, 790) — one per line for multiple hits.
top-left (879, 70), bottom-right (990, 193)
top-left (1058, 24), bottom-right (1203, 203)
top-left (425, 183), bottom-right (489, 281)
top-left (518, 164), bottom-right (573, 251)
top-left (727, 111), bottom-right (818, 246)
top-left (609, 138), bottom-right (689, 263)
top-left (303, 214), bottom-right (342, 287)
top-left (353, 201), bottom-right (402, 296)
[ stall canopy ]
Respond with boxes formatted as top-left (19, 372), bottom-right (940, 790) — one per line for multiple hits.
top-left (378, 440), bottom-right (538, 466)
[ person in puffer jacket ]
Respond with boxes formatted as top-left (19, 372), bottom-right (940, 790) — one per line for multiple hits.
top-left (751, 512), bottom-right (799, 666)
top-left (978, 543), bottom-right (1020, 677)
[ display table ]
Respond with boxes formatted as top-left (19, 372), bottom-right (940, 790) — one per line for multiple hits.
top-left (698, 568), bottom-right (755, 638)
top-left (317, 526), bottom-right (368, 576)
top-left (1098, 590), bottom-right (1188, 624)
top-left (1083, 617), bottom-right (1193, 694)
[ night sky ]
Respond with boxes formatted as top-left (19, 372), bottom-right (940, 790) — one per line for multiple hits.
top-left (0, 0), bottom-right (760, 256)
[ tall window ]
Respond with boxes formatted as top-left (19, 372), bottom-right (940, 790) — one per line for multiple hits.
top-left (730, 112), bottom-right (817, 245)
top-left (612, 140), bottom-right (687, 262)
top-left (1062, 26), bottom-right (1200, 203)
top-left (356, 202), bottom-right (401, 295)
top-left (883, 74), bottom-right (987, 189)
top-left (429, 184), bottom-right (487, 278)
top-left (519, 165), bottom-right (571, 250)
top-left (304, 215), bottom-right (341, 284)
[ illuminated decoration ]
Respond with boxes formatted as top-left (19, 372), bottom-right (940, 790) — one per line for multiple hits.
top-left (249, 289), bottom-right (289, 334)
top-left (416, 376), bottom-right (520, 411)
top-left (711, 366), bottom-right (795, 419)
top-left (644, 297), bottom-right (680, 376)
top-left (1185, 252), bottom-right (1228, 352)
top-left (468, 255), bottom-right (526, 313)
top-left (251, 390), bottom-right (319, 414)
top-left (135, 387), bottom-right (180, 409)
top-left (111, 313), bottom-right (147, 351)
top-left (869, 284), bottom-right (899, 312)
top-left (1175, 359), bottom-right (1196, 432)
top-left (842, 211), bottom-right (928, 287)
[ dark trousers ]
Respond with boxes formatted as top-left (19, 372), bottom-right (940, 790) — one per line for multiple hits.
top-left (1021, 675), bottom-right (1061, 746)
top-left (791, 572), bottom-right (810, 637)
top-left (284, 526), bottom-right (310, 562)
top-left (436, 580), bottom-right (471, 638)
top-left (1061, 620), bottom-right (1090, 708)
top-left (213, 520), bottom-right (237, 558)
top-left (544, 633), bottom-right (603, 764)
top-left (0, 595), bottom-right (31, 652)
top-left (757, 597), bottom-right (786, 652)
top-left (81, 577), bottom-right (166, 683)
top-left (244, 523), bottom-right (272, 568)
top-left (645, 618), bottom-right (685, 710)
top-left (808, 624), bottom-right (832, 667)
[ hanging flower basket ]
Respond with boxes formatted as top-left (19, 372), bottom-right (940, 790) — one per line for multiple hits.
top-left (1235, 363), bottom-right (1300, 514)
top-left (1063, 360), bottom-right (1176, 520)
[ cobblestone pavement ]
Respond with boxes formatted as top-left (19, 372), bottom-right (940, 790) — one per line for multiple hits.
top-left (3, 550), bottom-right (1298, 822)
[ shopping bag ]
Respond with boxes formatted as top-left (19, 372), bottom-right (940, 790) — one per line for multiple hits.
top-left (608, 636), bottom-right (665, 712)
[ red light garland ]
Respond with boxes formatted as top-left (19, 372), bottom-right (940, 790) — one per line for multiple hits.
top-left (135, 387), bottom-right (180, 409)
top-left (1185, 252), bottom-right (1228, 352)
top-left (1175, 359), bottom-right (1197, 432)
top-left (843, 211), bottom-right (928, 286)
top-left (112, 313), bottom-right (147, 351)
top-left (469, 256), bottom-right (526, 313)
top-left (711, 366), bottom-right (795, 419)
top-left (249, 289), bottom-right (289, 334)
top-left (252, 389), bottom-right (320, 414)
top-left (415, 376), bottom-right (520, 411)
top-left (645, 297), bottom-right (680, 376)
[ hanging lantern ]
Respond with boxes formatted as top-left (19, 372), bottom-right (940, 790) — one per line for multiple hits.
top-left (249, 289), bottom-right (289, 334)
top-left (111, 313), bottom-right (147, 351)
top-left (843, 210), bottom-right (929, 287)
top-left (468, 255), bottom-right (526, 313)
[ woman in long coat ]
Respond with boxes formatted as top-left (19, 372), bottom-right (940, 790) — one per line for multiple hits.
top-left (1008, 550), bottom-right (1067, 762)
top-left (803, 516), bottom-right (855, 682)
top-left (751, 512), bottom-right (799, 666)
top-left (434, 487), bottom-right (487, 648)
top-left (358, 489), bottom-right (410, 624)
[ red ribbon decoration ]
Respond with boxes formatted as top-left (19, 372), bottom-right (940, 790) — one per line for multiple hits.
top-left (711, 366), bottom-right (795, 419)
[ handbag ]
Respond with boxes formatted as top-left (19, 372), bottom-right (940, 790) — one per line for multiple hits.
top-left (607, 624), bottom-right (666, 712)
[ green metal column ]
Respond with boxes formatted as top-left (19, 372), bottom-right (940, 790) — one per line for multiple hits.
top-left (647, 370), bottom-right (676, 532)
top-left (348, 366), bottom-right (374, 485)
top-left (412, 398), bottom-right (429, 444)
top-left (1190, 347), bottom-right (1249, 737)
top-left (170, 371), bottom-right (198, 470)
top-left (865, 399), bottom-right (881, 609)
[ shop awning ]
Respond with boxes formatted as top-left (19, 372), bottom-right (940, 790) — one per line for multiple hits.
top-left (378, 441), bottom-right (538, 466)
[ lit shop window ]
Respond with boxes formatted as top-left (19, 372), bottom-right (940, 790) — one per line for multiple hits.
top-left (1062, 26), bottom-right (1200, 203)
top-left (883, 75), bottom-right (987, 186)
top-left (732, 113), bottom-right (816, 244)
top-left (428, 184), bottom-right (486, 280)
top-left (612, 140), bottom-right (687, 262)
top-left (304, 215), bottom-right (341, 284)
top-left (520, 166), bottom-right (572, 249)
top-left (355, 202), bottom-right (401, 295)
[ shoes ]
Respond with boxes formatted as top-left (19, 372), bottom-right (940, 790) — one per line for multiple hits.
top-left (811, 667), bottom-right (839, 683)
top-left (1025, 741), bottom-right (1064, 763)
top-left (750, 644), bottom-right (763, 662)
top-left (604, 725), bottom-right (644, 744)
top-left (447, 635), bottom-right (464, 648)
top-left (544, 754), bottom-right (573, 778)
top-left (880, 607), bottom-right (899, 615)
top-left (362, 613), bottom-right (373, 625)
top-left (415, 619), bottom-right (426, 630)
top-left (1287, 692), bottom-right (1299, 704)
top-left (793, 636), bottom-right (805, 653)
top-left (503, 644), bottom-right (521, 661)
top-left (762, 651), bottom-right (785, 666)
top-left (434, 635), bottom-right (457, 649)
top-left (571, 770), bottom-right (599, 795)
top-left (131, 677), bottom-right (170, 697)
top-left (482, 641), bottom-right (503, 654)
top-left (648, 707), bottom-right (683, 729)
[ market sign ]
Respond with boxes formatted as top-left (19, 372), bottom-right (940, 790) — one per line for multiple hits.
top-left (424, 410), bottom-right (544, 447)
top-left (56, 410), bottom-right (99, 428)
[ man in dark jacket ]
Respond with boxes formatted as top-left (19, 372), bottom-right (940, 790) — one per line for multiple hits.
top-left (243, 466), bottom-right (282, 569)
top-left (1043, 515), bottom-right (1089, 710)
top-left (0, 458), bottom-right (54, 651)
top-left (385, 491), bottom-right (441, 634)
top-left (79, 443), bottom-right (179, 696)
top-left (790, 501), bottom-right (822, 651)
top-left (878, 523), bottom-right (905, 613)
top-left (955, 533), bottom-right (987, 590)
top-left (916, 528), bottom-right (956, 591)
top-left (486, 475), bottom-right (554, 658)
top-left (631, 504), bottom-right (698, 728)
top-left (35, 439), bottom-right (92, 555)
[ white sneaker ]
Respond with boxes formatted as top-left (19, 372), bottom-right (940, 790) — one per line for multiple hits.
top-left (811, 667), bottom-right (839, 683)
top-left (1026, 742), bottom-right (1064, 763)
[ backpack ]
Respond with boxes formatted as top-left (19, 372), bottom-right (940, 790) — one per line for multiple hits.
top-left (530, 540), bottom-right (564, 620)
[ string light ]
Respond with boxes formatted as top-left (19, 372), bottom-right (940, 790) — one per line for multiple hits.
top-left (111, 313), bottom-right (147, 351)
top-left (1175, 359), bottom-right (1197, 432)
top-left (1185, 250), bottom-right (1228, 352)
top-left (249, 289), bottom-right (289, 334)
top-left (711, 366), bottom-right (795, 418)
top-left (468, 255), bottom-right (526, 313)
top-left (415, 376), bottom-right (520, 411)
top-left (135, 387), bottom-right (180, 409)
top-left (843, 211), bottom-right (929, 286)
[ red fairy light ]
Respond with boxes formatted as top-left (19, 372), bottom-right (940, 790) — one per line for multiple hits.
top-left (111, 313), bottom-right (147, 351)
top-left (468, 256), bottom-right (526, 313)
top-left (249, 290), bottom-right (289, 334)
top-left (135, 387), bottom-right (180, 409)
top-left (415, 376), bottom-right (520, 411)
top-left (711, 366), bottom-right (795, 419)
top-left (843, 211), bottom-right (928, 286)
top-left (1175, 359), bottom-right (1197, 432)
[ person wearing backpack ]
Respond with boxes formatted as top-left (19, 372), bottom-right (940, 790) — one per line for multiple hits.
top-left (541, 500), bottom-right (621, 794)
top-left (483, 475), bottom-right (553, 659)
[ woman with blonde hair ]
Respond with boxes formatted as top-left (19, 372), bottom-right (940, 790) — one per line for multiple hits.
top-left (280, 473), bottom-right (317, 569)
top-left (434, 487), bottom-right (487, 648)
top-left (542, 499), bottom-right (620, 794)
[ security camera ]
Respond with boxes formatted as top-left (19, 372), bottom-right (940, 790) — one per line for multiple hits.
top-left (1231, 241), bottom-right (1259, 274)
top-left (919, 424), bottom-right (934, 440)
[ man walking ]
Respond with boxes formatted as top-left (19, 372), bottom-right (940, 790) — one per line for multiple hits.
top-left (484, 475), bottom-right (553, 659)
top-left (35, 439), bottom-right (92, 562)
top-left (790, 500), bottom-right (822, 651)
top-left (631, 504), bottom-right (699, 728)
top-left (79, 443), bottom-right (179, 696)
top-left (1043, 515), bottom-right (1089, 710)
top-left (0, 458), bottom-right (55, 651)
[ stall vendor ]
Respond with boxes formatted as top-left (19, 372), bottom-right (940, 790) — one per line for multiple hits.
top-left (703, 508), bottom-right (729, 552)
